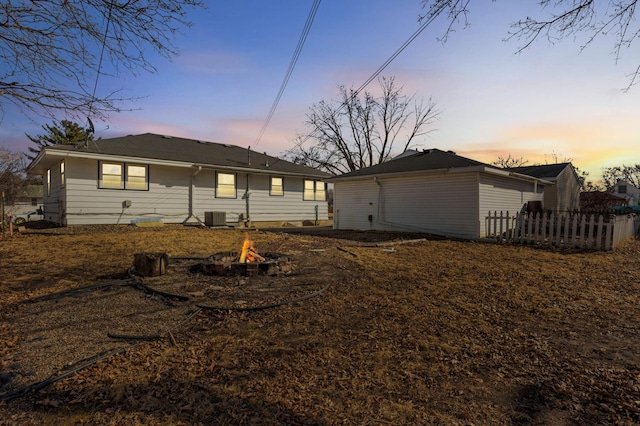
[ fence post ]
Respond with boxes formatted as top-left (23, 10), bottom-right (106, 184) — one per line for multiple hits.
top-left (605, 215), bottom-right (613, 250)
top-left (595, 215), bottom-right (604, 250)
top-left (579, 215), bottom-right (587, 249)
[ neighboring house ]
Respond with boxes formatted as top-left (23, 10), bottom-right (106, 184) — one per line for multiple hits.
top-left (329, 149), bottom-right (552, 239)
top-left (612, 180), bottom-right (640, 206)
top-left (26, 133), bottom-right (330, 226)
top-left (580, 191), bottom-right (626, 213)
top-left (7, 184), bottom-right (43, 215)
top-left (505, 163), bottom-right (581, 212)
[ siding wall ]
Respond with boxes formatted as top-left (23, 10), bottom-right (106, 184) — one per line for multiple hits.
top-left (555, 167), bottom-right (580, 211)
top-left (335, 171), bottom-right (547, 239)
top-left (60, 158), bottom-right (328, 225)
top-left (42, 160), bottom-right (63, 224)
top-left (334, 173), bottom-right (481, 238)
top-left (478, 174), bottom-right (544, 237)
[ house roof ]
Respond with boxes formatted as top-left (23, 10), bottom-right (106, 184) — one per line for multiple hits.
top-left (505, 163), bottom-right (572, 180)
top-left (329, 149), bottom-right (489, 180)
top-left (27, 133), bottom-right (331, 179)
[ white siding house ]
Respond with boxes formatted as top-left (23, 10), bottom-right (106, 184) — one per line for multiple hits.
top-left (612, 180), bottom-right (640, 207)
top-left (331, 149), bottom-right (548, 239)
top-left (27, 134), bottom-right (330, 226)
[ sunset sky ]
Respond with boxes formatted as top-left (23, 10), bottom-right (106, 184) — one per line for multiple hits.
top-left (1, 1), bottom-right (638, 181)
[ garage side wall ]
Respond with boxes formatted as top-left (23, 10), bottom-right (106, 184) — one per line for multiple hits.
top-left (478, 174), bottom-right (544, 237)
top-left (334, 172), bottom-right (480, 239)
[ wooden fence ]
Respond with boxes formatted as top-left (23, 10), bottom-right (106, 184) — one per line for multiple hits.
top-left (485, 211), bottom-right (639, 250)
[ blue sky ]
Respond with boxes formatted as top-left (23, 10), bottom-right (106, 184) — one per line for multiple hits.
top-left (1, 1), bottom-right (638, 181)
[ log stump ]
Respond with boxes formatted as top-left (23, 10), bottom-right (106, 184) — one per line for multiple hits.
top-left (133, 252), bottom-right (168, 277)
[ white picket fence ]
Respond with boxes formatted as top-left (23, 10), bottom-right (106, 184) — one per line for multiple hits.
top-left (485, 211), bottom-right (639, 250)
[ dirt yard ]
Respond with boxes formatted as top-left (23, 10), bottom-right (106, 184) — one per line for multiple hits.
top-left (1, 224), bottom-right (640, 425)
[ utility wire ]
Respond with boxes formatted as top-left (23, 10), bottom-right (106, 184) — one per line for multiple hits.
top-left (295, 5), bottom-right (445, 150)
top-left (253, 0), bottom-right (322, 148)
top-left (85, 2), bottom-right (114, 148)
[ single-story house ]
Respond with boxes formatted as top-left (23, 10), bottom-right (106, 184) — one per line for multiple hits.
top-left (505, 163), bottom-right (581, 212)
top-left (6, 184), bottom-right (43, 215)
top-left (612, 180), bottom-right (640, 206)
top-left (26, 133), bottom-right (331, 226)
top-left (329, 149), bottom-right (554, 239)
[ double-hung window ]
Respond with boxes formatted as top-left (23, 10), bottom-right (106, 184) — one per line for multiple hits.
top-left (99, 162), bottom-right (148, 190)
top-left (216, 172), bottom-right (236, 198)
top-left (60, 161), bottom-right (65, 187)
top-left (303, 180), bottom-right (326, 201)
top-left (270, 177), bottom-right (284, 196)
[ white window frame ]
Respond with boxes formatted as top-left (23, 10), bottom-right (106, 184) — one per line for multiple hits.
top-left (216, 172), bottom-right (237, 198)
top-left (270, 176), bottom-right (284, 196)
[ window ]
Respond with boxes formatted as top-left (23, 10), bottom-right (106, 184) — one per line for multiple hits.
top-left (100, 162), bottom-right (124, 189)
top-left (304, 180), bottom-right (326, 201)
top-left (60, 161), bottom-right (65, 187)
top-left (46, 169), bottom-right (51, 196)
top-left (619, 184), bottom-right (627, 194)
top-left (270, 176), bottom-right (284, 196)
top-left (216, 172), bottom-right (236, 198)
top-left (99, 162), bottom-right (148, 190)
top-left (126, 165), bottom-right (148, 190)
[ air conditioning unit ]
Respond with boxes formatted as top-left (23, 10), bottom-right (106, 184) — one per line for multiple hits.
top-left (205, 211), bottom-right (226, 227)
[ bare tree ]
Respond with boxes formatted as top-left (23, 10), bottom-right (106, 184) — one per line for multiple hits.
top-left (286, 77), bottom-right (439, 174)
top-left (0, 0), bottom-right (203, 120)
top-left (420, 0), bottom-right (640, 89)
top-left (491, 154), bottom-right (529, 168)
top-left (0, 147), bottom-right (26, 206)
top-left (601, 164), bottom-right (640, 189)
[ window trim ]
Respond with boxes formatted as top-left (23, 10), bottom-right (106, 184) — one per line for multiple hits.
top-left (125, 164), bottom-right (149, 190)
top-left (270, 176), bottom-right (284, 196)
top-left (60, 161), bottom-right (65, 188)
top-left (46, 169), bottom-right (51, 196)
top-left (216, 172), bottom-right (237, 198)
top-left (303, 179), bottom-right (325, 201)
top-left (99, 161), bottom-right (149, 190)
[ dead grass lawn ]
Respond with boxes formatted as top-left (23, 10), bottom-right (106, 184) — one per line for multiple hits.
top-left (1, 225), bottom-right (640, 425)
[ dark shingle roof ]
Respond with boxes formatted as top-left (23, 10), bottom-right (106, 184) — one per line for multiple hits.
top-left (331, 149), bottom-right (488, 179)
top-left (505, 163), bottom-right (571, 180)
top-left (40, 133), bottom-right (330, 178)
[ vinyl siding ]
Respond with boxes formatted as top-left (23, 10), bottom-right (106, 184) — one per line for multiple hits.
top-left (555, 168), bottom-right (580, 212)
top-left (334, 173), bottom-right (480, 238)
top-left (57, 158), bottom-right (328, 225)
top-left (478, 174), bottom-right (544, 237)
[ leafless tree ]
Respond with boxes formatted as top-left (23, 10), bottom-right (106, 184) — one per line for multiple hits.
top-left (286, 77), bottom-right (439, 175)
top-left (420, 0), bottom-right (640, 90)
top-left (491, 154), bottom-right (529, 168)
top-left (0, 147), bottom-right (26, 206)
top-left (601, 164), bottom-right (640, 189)
top-left (0, 0), bottom-right (203, 120)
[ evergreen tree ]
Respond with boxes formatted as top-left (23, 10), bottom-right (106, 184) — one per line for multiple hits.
top-left (26, 120), bottom-right (94, 160)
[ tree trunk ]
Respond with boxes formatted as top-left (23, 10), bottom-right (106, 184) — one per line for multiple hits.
top-left (133, 252), bottom-right (168, 277)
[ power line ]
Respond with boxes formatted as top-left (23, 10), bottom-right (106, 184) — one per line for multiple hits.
top-left (294, 4), bottom-right (444, 150)
top-left (253, 0), bottom-right (322, 148)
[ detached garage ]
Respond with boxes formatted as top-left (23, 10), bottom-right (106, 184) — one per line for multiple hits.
top-left (330, 149), bottom-right (552, 239)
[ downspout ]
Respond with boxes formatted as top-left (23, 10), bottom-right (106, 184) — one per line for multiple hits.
top-left (244, 174), bottom-right (251, 227)
top-left (183, 166), bottom-right (203, 225)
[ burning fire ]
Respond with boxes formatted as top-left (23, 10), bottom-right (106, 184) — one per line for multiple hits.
top-left (238, 233), bottom-right (264, 263)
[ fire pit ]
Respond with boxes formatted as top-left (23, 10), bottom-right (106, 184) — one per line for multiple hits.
top-left (191, 234), bottom-right (294, 277)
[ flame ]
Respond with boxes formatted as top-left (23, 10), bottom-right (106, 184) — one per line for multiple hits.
top-left (238, 233), bottom-right (264, 263)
